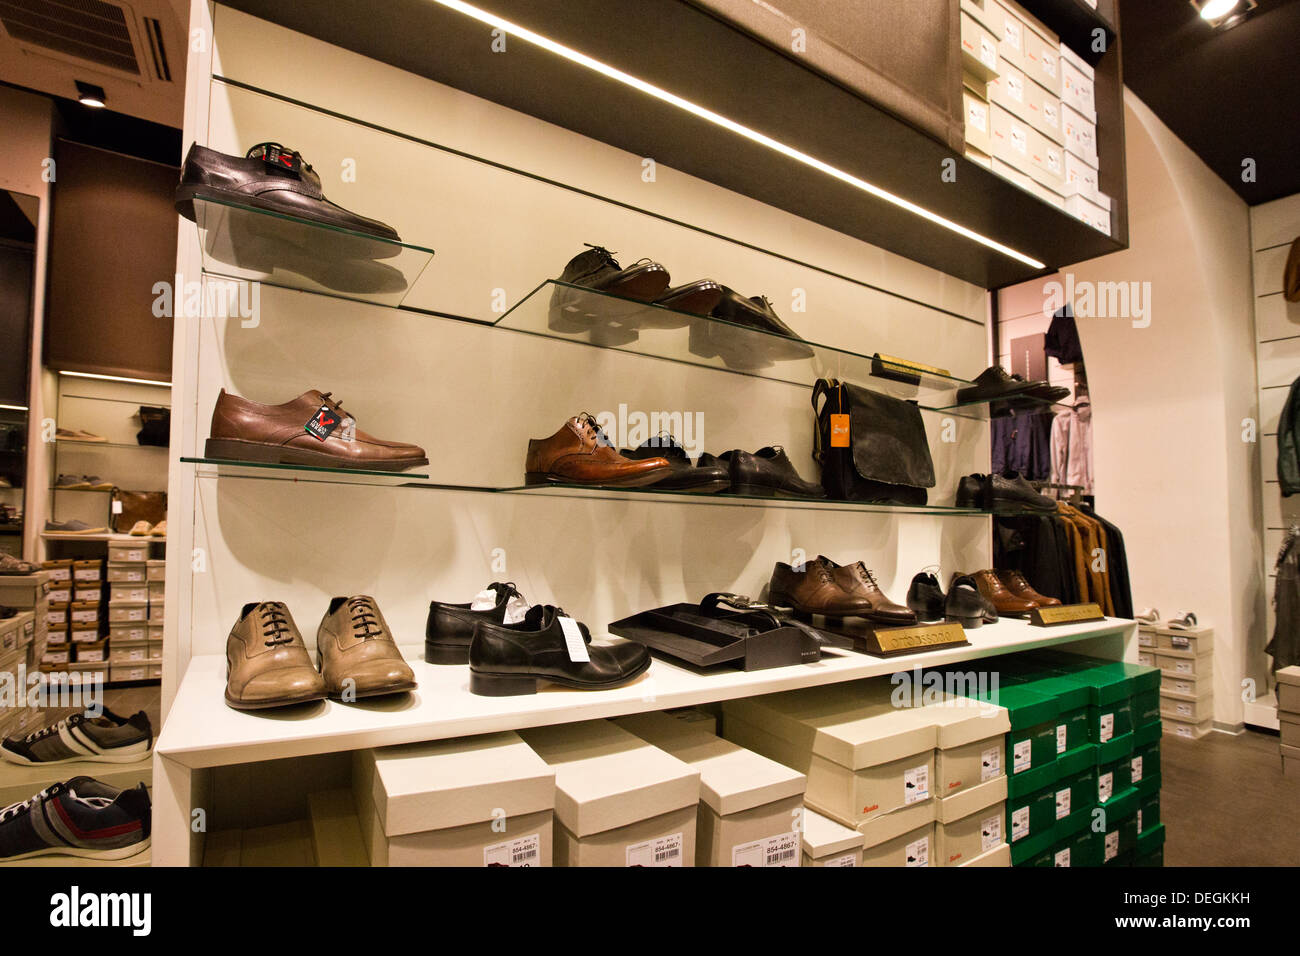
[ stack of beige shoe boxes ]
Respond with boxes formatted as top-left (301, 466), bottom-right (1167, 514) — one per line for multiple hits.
top-left (801, 809), bottom-right (866, 867)
top-left (0, 569), bottom-right (48, 737)
top-left (521, 720), bottom-right (701, 866)
top-left (615, 710), bottom-right (807, 866)
top-left (68, 558), bottom-right (105, 680)
top-left (1137, 624), bottom-right (1214, 739)
top-left (105, 540), bottom-right (156, 682)
top-left (931, 700), bottom-right (1013, 867)
top-left (969, 0), bottom-right (1067, 209)
top-left (1058, 42), bottom-right (1111, 234)
top-left (41, 559), bottom-right (70, 674)
top-left (1276, 667), bottom-right (1300, 778)
top-left (353, 731), bottom-right (556, 866)
top-left (723, 680), bottom-right (1010, 867)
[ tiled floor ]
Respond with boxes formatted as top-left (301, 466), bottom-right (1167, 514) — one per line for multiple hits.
top-left (1162, 728), bottom-right (1300, 866)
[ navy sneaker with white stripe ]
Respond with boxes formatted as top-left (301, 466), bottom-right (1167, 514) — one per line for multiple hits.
top-left (0, 776), bottom-right (151, 861)
top-left (0, 708), bottom-right (153, 765)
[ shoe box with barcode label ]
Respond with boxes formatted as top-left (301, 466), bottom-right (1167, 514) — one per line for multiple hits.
top-left (353, 731), bottom-right (556, 866)
top-left (520, 720), bottom-right (700, 867)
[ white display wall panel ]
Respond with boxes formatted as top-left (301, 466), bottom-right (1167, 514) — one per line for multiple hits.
top-left (153, 2), bottom-right (1132, 866)
top-left (1251, 192), bottom-right (1300, 717)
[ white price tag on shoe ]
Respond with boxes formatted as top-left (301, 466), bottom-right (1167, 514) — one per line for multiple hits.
top-left (558, 615), bottom-right (589, 663)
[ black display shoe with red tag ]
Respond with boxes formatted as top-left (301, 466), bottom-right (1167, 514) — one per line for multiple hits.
top-left (175, 141), bottom-right (402, 257)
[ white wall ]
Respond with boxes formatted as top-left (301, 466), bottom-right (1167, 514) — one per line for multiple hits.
top-left (0, 85), bottom-right (54, 559)
top-left (162, 5), bottom-right (996, 709)
top-left (999, 90), bottom-right (1260, 728)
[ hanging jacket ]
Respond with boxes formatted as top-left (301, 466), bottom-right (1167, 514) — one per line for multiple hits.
top-left (1267, 529), bottom-right (1300, 671)
top-left (1280, 375), bottom-right (1300, 497)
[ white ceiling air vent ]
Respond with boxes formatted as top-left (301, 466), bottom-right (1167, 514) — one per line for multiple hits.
top-left (0, 0), bottom-right (170, 83)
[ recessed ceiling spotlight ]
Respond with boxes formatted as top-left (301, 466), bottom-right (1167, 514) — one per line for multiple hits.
top-left (74, 81), bottom-right (106, 108)
top-left (1189, 0), bottom-right (1257, 27)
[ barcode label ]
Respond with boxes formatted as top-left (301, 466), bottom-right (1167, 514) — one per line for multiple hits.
top-left (1099, 713), bottom-right (1114, 743)
top-left (1056, 787), bottom-right (1071, 820)
top-left (981, 745), bottom-right (1001, 781)
top-left (822, 853), bottom-right (857, 867)
top-left (981, 813), bottom-right (1002, 852)
top-left (903, 764), bottom-right (930, 804)
top-left (1013, 739), bottom-right (1032, 773)
top-left (732, 831), bottom-right (799, 868)
top-left (1057, 724), bottom-right (1068, 754)
top-left (1055, 848), bottom-right (1071, 867)
top-left (626, 832), bottom-right (683, 868)
top-left (905, 836), bottom-right (929, 867)
top-left (483, 832), bottom-right (540, 867)
top-left (1131, 756), bottom-right (1143, 782)
top-left (1098, 772), bottom-right (1114, 802)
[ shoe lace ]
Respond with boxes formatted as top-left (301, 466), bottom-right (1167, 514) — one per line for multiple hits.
top-left (853, 562), bottom-right (881, 592)
top-left (261, 604), bottom-right (294, 647)
top-left (582, 243), bottom-right (621, 268)
top-left (21, 715), bottom-right (80, 744)
top-left (347, 597), bottom-right (384, 640)
top-left (574, 412), bottom-right (614, 448)
top-left (318, 391), bottom-right (351, 418)
top-left (0, 784), bottom-right (58, 823)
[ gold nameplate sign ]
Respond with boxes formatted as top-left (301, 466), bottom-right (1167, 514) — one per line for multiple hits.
top-left (851, 621), bottom-right (970, 658)
top-left (1029, 603), bottom-right (1105, 627)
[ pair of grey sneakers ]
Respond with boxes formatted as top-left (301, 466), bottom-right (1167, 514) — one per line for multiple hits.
top-left (0, 708), bottom-right (153, 766)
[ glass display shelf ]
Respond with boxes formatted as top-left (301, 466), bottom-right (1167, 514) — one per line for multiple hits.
top-left (184, 456), bottom-right (986, 517)
top-left (181, 457), bottom-right (431, 485)
top-left (498, 482), bottom-right (986, 516)
top-left (193, 197), bottom-right (435, 308)
top-left (495, 281), bottom-right (1073, 419)
top-left (56, 440), bottom-right (168, 450)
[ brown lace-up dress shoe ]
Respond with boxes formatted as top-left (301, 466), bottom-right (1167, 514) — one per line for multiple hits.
top-left (997, 570), bottom-right (1062, 607)
top-left (820, 557), bottom-right (917, 625)
top-left (525, 414), bottom-right (671, 487)
top-left (768, 557), bottom-right (873, 619)
top-left (205, 389), bottom-right (428, 471)
top-left (225, 602), bottom-right (327, 710)
top-left (972, 569), bottom-right (1037, 618)
top-left (317, 596), bottom-right (416, 700)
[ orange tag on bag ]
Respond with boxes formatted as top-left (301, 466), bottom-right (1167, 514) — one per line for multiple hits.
top-left (830, 413), bottom-right (850, 447)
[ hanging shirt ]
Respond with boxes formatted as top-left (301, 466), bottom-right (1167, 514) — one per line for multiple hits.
top-left (1051, 402), bottom-right (1094, 494)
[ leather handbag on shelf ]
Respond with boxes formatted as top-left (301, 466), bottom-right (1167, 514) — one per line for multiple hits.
top-left (812, 378), bottom-right (935, 505)
top-left (111, 490), bottom-right (167, 534)
top-left (136, 405), bottom-right (170, 447)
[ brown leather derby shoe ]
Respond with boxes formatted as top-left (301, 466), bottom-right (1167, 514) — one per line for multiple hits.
top-left (225, 602), bottom-right (327, 710)
top-left (205, 388), bottom-right (428, 471)
top-left (997, 569), bottom-right (1062, 607)
top-left (317, 595), bottom-right (416, 700)
top-left (525, 414), bottom-right (671, 487)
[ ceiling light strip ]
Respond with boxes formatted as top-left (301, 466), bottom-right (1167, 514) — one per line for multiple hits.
top-left (429, 0), bottom-right (1046, 269)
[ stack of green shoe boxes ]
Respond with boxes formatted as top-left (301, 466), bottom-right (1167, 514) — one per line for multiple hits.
top-left (958, 651), bottom-right (1165, 867)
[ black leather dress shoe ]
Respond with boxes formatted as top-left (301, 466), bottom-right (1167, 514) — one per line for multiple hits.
top-left (723, 447), bottom-right (826, 498)
top-left (469, 605), bottom-right (652, 696)
top-left (690, 290), bottom-right (814, 369)
top-left (425, 582), bottom-right (526, 664)
top-left (550, 244), bottom-right (671, 335)
top-left (955, 366), bottom-right (1039, 405)
top-left (906, 572), bottom-right (946, 622)
top-left (620, 437), bottom-right (729, 492)
top-left (947, 574), bottom-right (998, 625)
top-left (989, 472), bottom-right (1058, 513)
top-left (175, 143), bottom-right (401, 256)
top-left (955, 474), bottom-right (988, 509)
top-left (653, 279), bottom-right (725, 318)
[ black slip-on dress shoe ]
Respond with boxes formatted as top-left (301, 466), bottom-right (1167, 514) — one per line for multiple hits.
top-left (468, 605), bottom-right (651, 696)
top-left (175, 142), bottom-right (402, 258)
top-left (947, 574), bottom-right (998, 626)
top-left (722, 446), bottom-right (826, 498)
top-left (955, 474), bottom-right (989, 509)
top-left (620, 437), bottom-right (730, 492)
top-left (651, 279), bottom-right (726, 327)
top-left (425, 582), bottom-right (526, 664)
top-left (906, 572), bottom-right (947, 622)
